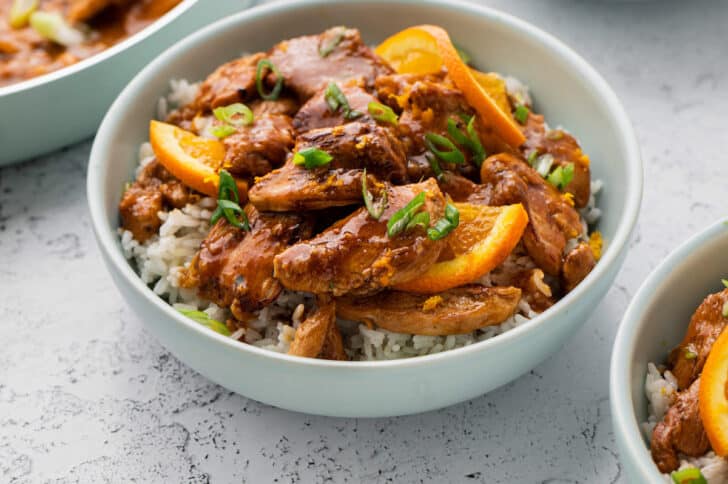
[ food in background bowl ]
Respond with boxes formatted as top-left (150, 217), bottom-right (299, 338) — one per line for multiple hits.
top-left (117, 25), bottom-right (604, 361)
top-left (0, 0), bottom-right (181, 86)
top-left (643, 286), bottom-right (728, 483)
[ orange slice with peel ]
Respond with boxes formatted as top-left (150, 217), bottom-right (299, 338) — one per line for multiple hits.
top-left (375, 25), bottom-right (526, 147)
top-left (699, 326), bottom-right (728, 456)
top-left (149, 120), bottom-right (247, 199)
top-left (393, 202), bottom-right (529, 294)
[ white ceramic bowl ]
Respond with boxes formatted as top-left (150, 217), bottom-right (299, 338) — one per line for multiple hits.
top-left (0, 0), bottom-right (251, 166)
top-left (88, 0), bottom-right (642, 417)
top-left (611, 220), bottom-right (728, 481)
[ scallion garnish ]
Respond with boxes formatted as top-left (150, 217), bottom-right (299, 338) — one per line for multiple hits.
top-left (324, 82), bottom-right (361, 120)
top-left (684, 348), bottom-right (698, 360)
top-left (210, 170), bottom-right (250, 231)
top-left (426, 152), bottom-right (443, 180)
top-left (255, 59), bottom-right (283, 101)
top-left (319, 27), bottom-right (346, 57)
top-left (210, 124), bottom-right (237, 139)
top-left (387, 192), bottom-right (426, 237)
top-left (9, 0), bottom-right (38, 28)
top-left (29, 11), bottom-right (83, 46)
top-left (361, 169), bottom-right (387, 220)
top-left (427, 203), bottom-right (459, 240)
top-left (670, 467), bottom-right (707, 484)
top-left (547, 129), bottom-right (564, 141)
top-left (547, 163), bottom-right (575, 191)
top-left (213, 103), bottom-right (253, 127)
top-left (533, 153), bottom-right (554, 177)
top-left (425, 133), bottom-right (465, 165)
top-left (292, 147), bottom-right (333, 170)
top-left (722, 300), bottom-right (728, 318)
top-left (527, 150), bottom-right (539, 165)
top-left (368, 101), bottom-right (398, 125)
top-left (446, 116), bottom-right (485, 166)
top-left (406, 211), bottom-right (430, 231)
top-left (722, 278), bottom-right (728, 288)
top-left (177, 308), bottom-right (231, 336)
top-left (514, 104), bottom-right (529, 124)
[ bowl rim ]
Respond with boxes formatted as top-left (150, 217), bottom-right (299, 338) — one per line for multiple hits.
top-left (610, 218), bottom-right (728, 481)
top-left (88, 0), bottom-right (643, 369)
top-left (0, 0), bottom-right (198, 97)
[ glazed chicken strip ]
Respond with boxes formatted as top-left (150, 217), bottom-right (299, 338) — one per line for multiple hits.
top-left (222, 114), bottom-right (295, 177)
top-left (293, 83), bottom-right (378, 133)
top-left (650, 378), bottom-right (711, 473)
top-left (274, 179), bottom-right (447, 296)
top-left (480, 153), bottom-right (589, 277)
top-left (669, 288), bottom-right (728, 390)
top-left (337, 285), bottom-right (522, 336)
top-left (288, 297), bottom-right (347, 360)
top-left (181, 205), bottom-right (313, 318)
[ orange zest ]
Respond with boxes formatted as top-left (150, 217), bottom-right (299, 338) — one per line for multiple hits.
top-left (375, 25), bottom-right (526, 147)
top-left (393, 203), bottom-right (528, 294)
top-left (699, 326), bottom-right (728, 456)
top-left (149, 120), bottom-right (247, 199)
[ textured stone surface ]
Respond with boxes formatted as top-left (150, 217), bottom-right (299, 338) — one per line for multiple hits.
top-left (2, 0), bottom-right (727, 482)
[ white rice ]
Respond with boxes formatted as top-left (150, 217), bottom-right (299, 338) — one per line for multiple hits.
top-left (119, 78), bottom-right (602, 361)
top-left (643, 362), bottom-right (728, 482)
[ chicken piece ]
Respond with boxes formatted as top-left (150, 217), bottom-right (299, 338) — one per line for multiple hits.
top-left (119, 159), bottom-right (193, 242)
top-left (66, 0), bottom-right (129, 22)
top-left (250, 98), bottom-right (300, 117)
top-left (480, 153), bottom-right (583, 276)
top-left (293, 83), bottom-right (378, 133)
top-left (274, 179), bottom-right (447, 296)
top-left (222, 114), bottom-right (295, 177)
top-left (337, 285), bottom-right (522, 336)
top-left (295, 121), bottom-right (407, 182)
top-left (669, 289), bottom-right (728, 390)
top-left (267, 27), bottom-right (392, 101)
top-left (522, 112), bottom-right (591, 208)
top-left (181, 205), bottom-right (314, 316)
top-left (437, 172), bottom-right (493, 205)
top-left (288, 297), bottom-right (348, 360)
top-left (562, 242), bottom-right (596, 292)
top-left (650, 378), bottom-right (711, 473)
top-left (192, 52), bottom-right (266, 113)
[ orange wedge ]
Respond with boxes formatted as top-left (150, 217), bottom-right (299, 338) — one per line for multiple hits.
top-left (375, 25), bottom-right (526, 147)
top-left (699, 326), bottom-right (728, 456)
top-left (393, 202), bottom-right (529, 294)
top-left (149, 120), bottom-right (247, 199)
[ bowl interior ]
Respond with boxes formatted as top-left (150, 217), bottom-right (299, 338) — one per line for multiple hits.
top-left (614, 220), bottom-right (728, 478)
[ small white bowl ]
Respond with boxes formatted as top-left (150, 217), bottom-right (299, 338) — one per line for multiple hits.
top-left (0, 0), bottom-right (250, 166)
top-left (88, 0), bottom-right (642, 417)
top-left (611, 220), bottom-right (728, 481)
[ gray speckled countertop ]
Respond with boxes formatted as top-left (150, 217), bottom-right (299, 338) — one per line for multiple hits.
top-left (2, 0), bottom-right (727, 482)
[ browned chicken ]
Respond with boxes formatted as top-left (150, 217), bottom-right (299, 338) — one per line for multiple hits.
top-left (250, 98), bottom-right (300, 118)
top-left (669, 289), bottom-right (728, 390)
top-left (189, 52), bottom-right (267, 113)
top-left (181, 205), bottom-right (314, 318)
top-left (274, 179), bottom-right (447, 296)
top-left (288, 297), bottom-right (348, 360)
top-left (480, 153), bottom-right (588, 277)
top-left (293, 83), bottom-right (378, 133)
top-left (222, 114), bottom-right (295, 177)
top-left (337, 285), bottom-right (522, 335)
top-left (119, 159), bottom-right (193, 242)
top-left (562, 242), bottom-right (596, 291)
top-left (267, 27), bottom-right (392, 101)
top-left (651, 378), bottom-right (711, 473)
top-left (522, 112), bottom-right (591, 208)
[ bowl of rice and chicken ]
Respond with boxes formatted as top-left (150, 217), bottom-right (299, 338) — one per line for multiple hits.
top-left (88, 0), bottom-right (641, 417)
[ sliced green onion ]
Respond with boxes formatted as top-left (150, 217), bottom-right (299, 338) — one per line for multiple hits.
top-left (213, 103), bottom-right (253, 127)
top-left (527, 150), bottom-right (539, 165)
top-left (177, 308), bottom-right (231, 336)
top-left (454, 43), bottom-right (471, 65)
top-left (427, 203), bottom-right (459, 240)
top-left (361, 169), bottom-right (387, 220)
top-left (547, 129), bottom-right (564, 141)
top-left (446, 116), bottom-right (485, 167)
top-left (533, 153), bottom-right (554, 177)
top-left (723, 300), bottom-right (728, 318)
top-left (218, 169), bottom-right (240, 203)
top-left (722, 278), bottom-right (728, 288)
top-left (324, 82), bottom-right (361, 120)
top-left (514, 104), bottom-right (529, 124)
top-left (29, 11), bottom-right (84, 46)
top-left (210, 124), bottom-right (237, 139)
top-left (255, 59), bottom-right (283, 101)
top-left (425, 133), bottom-right (465, 165)
top-left (547, 162), bottom-right (575, 191)
top-left (406, 211), bottom-right (430, 231)
top-left (684, 346), bottom-right (698, 360)
top-left (9, 0), bottom-right (38, 29)
top-left (426, 152), bottom-right (443, 180)
top-left (319, 27), bottom-right (346, 57)
top-left (210, 170), bottom-right (249, 231)
top-left (368, 101), bottom-right (398, 125)
top-left (387, 192), bottom-right (426, 238)
top-left (671, 467), bottom-right (707, 484)
top-left (292, 147), bottom-right (333, 170)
